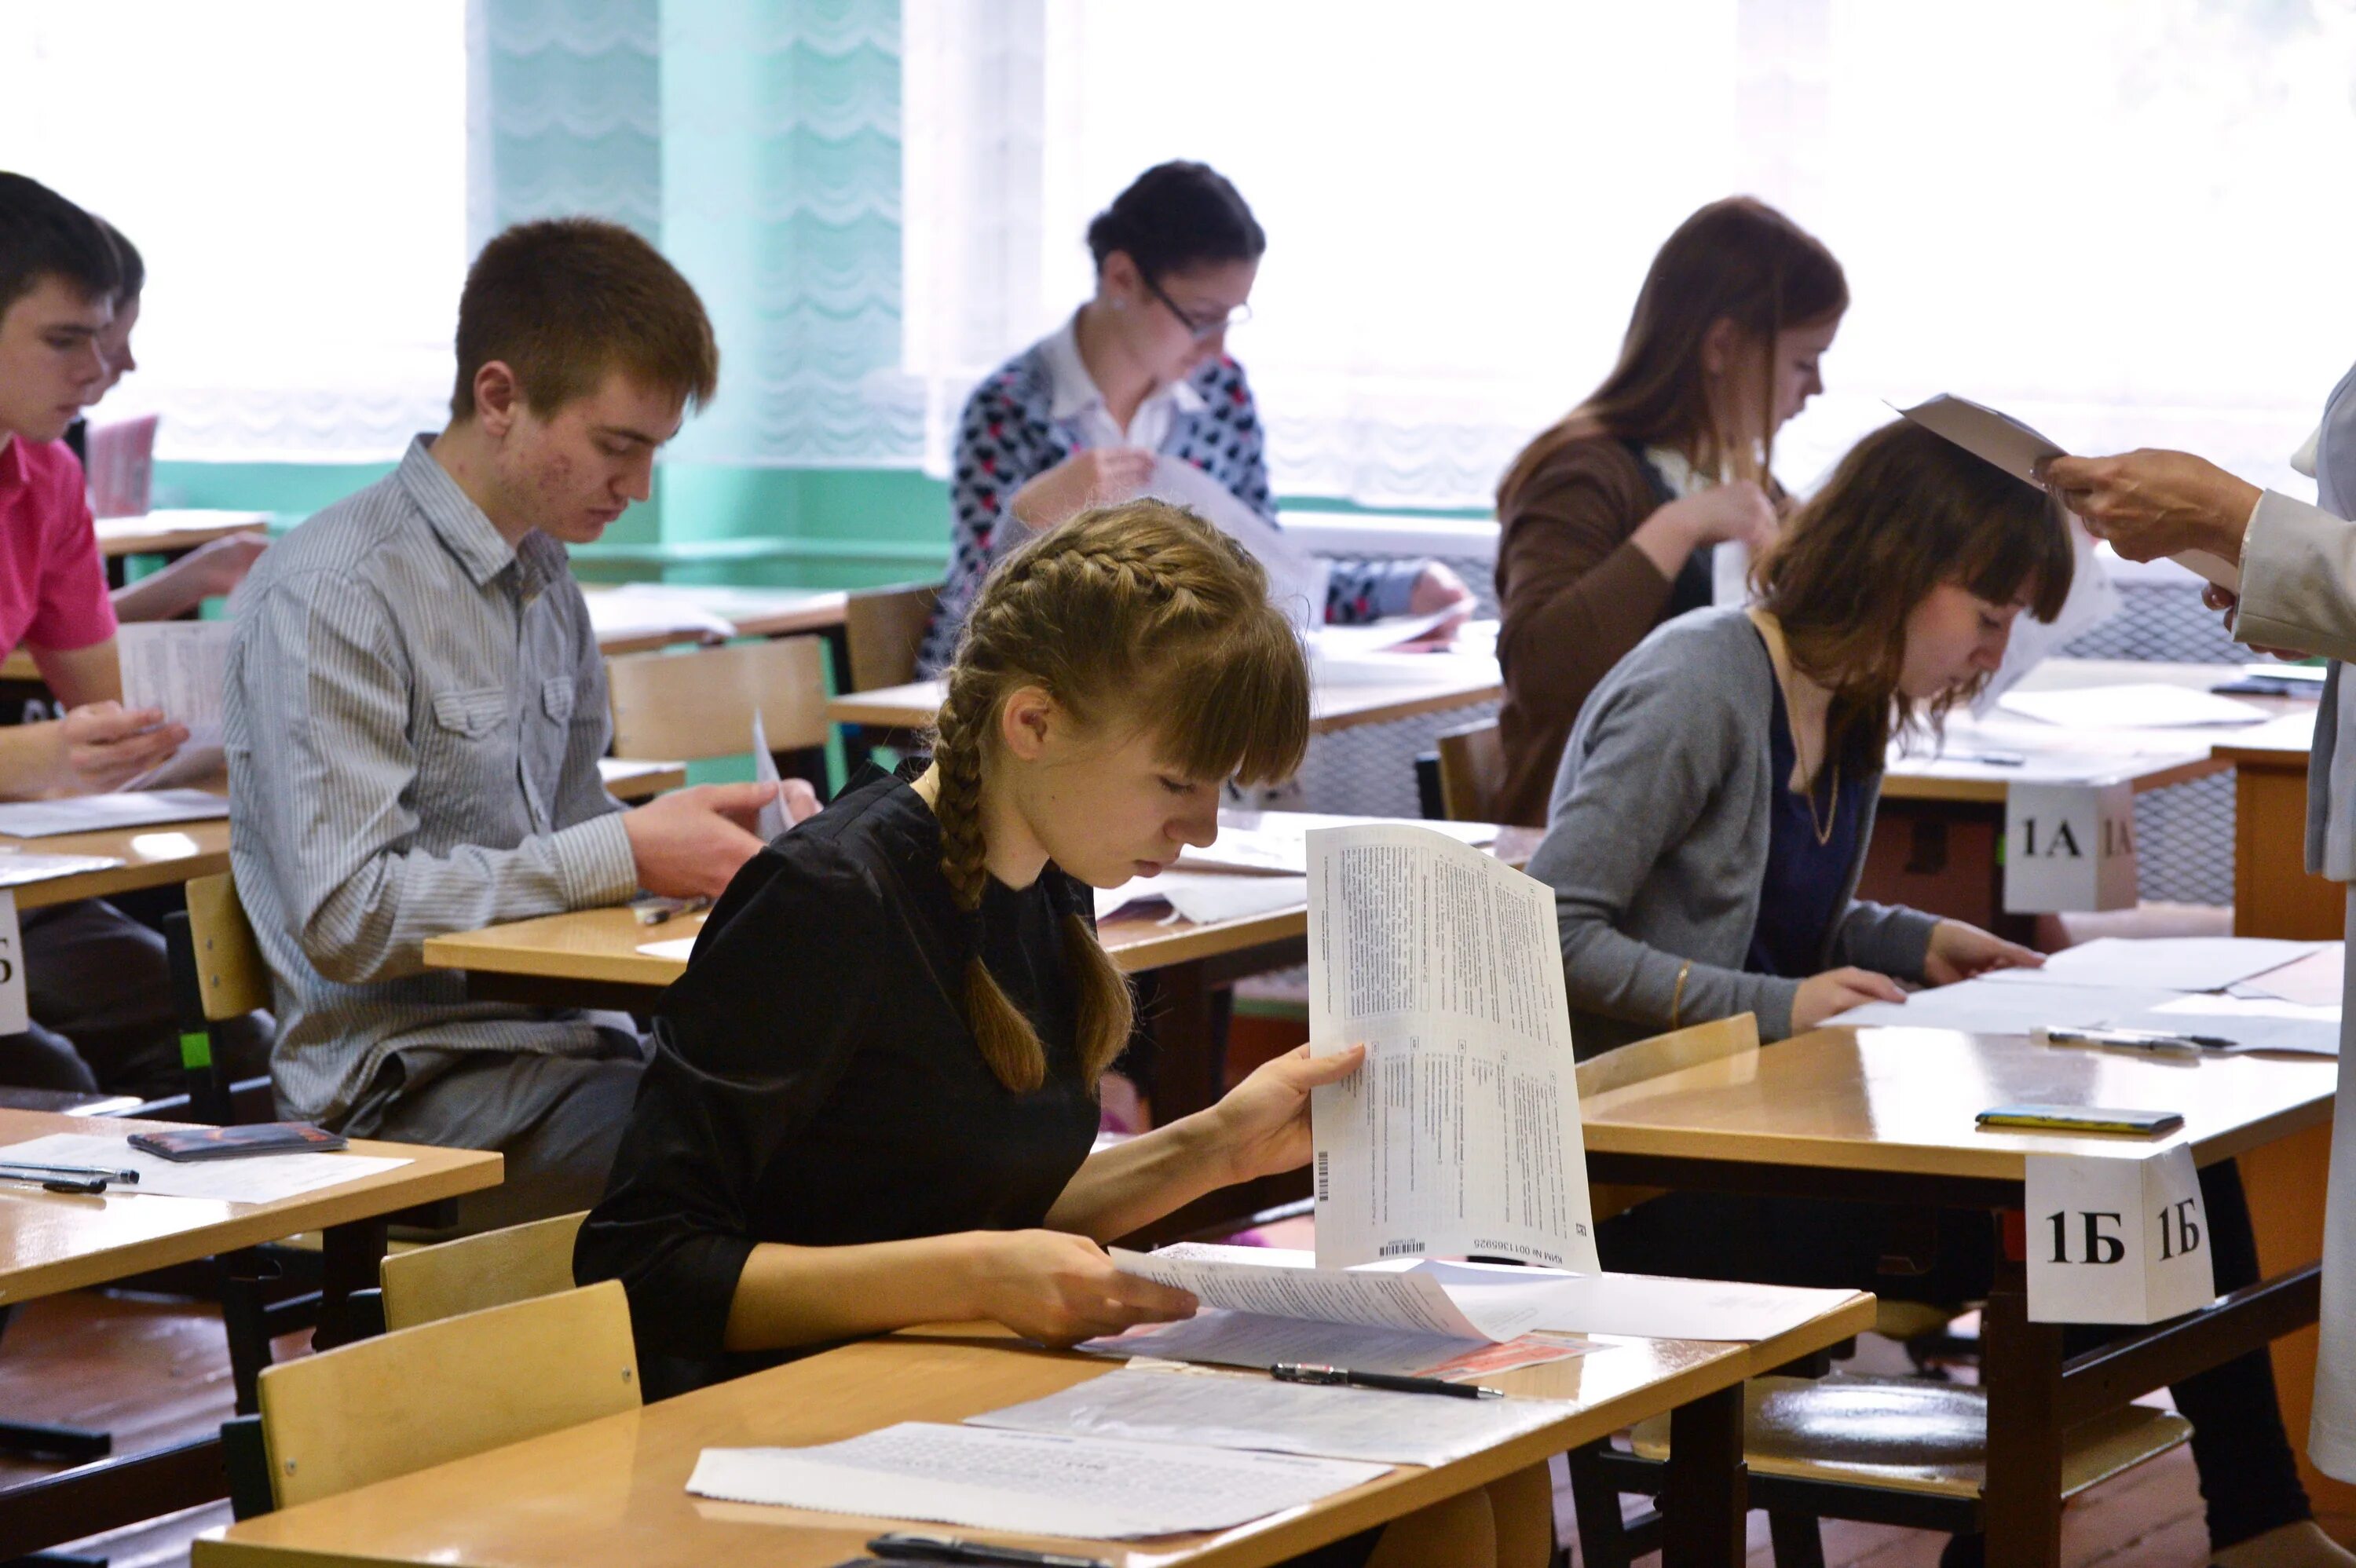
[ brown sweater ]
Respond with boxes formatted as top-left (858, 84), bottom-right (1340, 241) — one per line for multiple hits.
top-left (1493, 435), bottom-right (1704, 827)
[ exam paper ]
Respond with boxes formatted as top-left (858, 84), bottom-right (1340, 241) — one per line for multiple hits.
top-left (1147, 455), bottom-right (1330, 630)
top-left (1976, 937), bottom-right (2322, 994)
top-left (1407, 1261), bottom-right (1859, 1343)
top-left (1998, 684), bottom-right (2271, 731)
top-left (0, 789), bottom-right (229, 839)
top-left (1305, 609), bottom-right (1460, 659)
top-left (2128, 996), bottom-right (2341, 1056)
top-left (1894, 395), bottom-right (2240, 590)
top-left (1179, 815), bottom-right (1496, 876)
top-left (1093, 872), bottom-right (1308, 926)
top-left (1081, 1306), bottom-right (1587, 1379)
top-left (1114, 1242), bottom-right (1542, 1340)
top-left (1827, 978), bottom-right (2179, 1033)
top-left (970, 1366), bottom-right (1576, 1467)
top-left (748, 711), bottom-right (790, 841)
top-left (686, 1422), bottom-right (1386, 1539)
top-left (117, 621), bottom-right (236, 788)
top-left (582, 583), bottom-right (738, 644)
top-left (1307, 823), bottom-right (1600, 1271)
top-left (637, 934), bottom-right (699, 963)
top-left (0, 850), bottom-right (123, 887)
top-left (0, 1132), bottom-right (408, 1203)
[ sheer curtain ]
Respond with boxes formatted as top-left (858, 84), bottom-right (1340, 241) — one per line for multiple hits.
top-left (902, 0), bottom-right (2356, 506)
top-left (1, 1), bottom-right (468, 461)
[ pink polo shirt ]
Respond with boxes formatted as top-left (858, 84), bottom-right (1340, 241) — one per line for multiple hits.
top-left (0, 435), bottom-right (117, 655)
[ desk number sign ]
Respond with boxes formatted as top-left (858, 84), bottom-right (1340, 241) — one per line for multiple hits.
top-left (2004, 780), bottom-right (2138, 915)
top-left (0, 890), bottom-right (26, 1035)
top-left (2025, 1145), bottom-right (2215, 1324)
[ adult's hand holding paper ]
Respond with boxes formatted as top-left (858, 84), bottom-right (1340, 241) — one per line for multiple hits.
top-left (1307, 824), bottom-right (1599, 1271)
top-left (1894, 394), bottom-right (2239, 590)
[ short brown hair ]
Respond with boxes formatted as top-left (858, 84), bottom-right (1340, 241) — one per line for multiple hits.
top-left (1758, 419), bottom-right (2073, 766)
top-left (450, 217), bottom-right (719, 420)
top-left (930, 500), bottom-right (1311, 1093)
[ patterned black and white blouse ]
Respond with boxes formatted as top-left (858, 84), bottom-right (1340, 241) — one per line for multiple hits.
top-left (916, 324), bottom-right (1425, 673)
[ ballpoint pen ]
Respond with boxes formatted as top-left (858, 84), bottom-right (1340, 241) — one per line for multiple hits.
top-left (630, 894), bottom-right (709, 927)
top-left (0, 1160), bottom-right (137, 1194)
top-left (867, 1533), bottom-right (1111, 1568)
top-left (2033, 1025), bottom-right (2236, 1055)
top-left (1271, 1362), bottom-right (1504, 1399)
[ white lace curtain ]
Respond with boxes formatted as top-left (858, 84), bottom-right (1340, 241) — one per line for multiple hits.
top-left (902, 0), bottom-right (2356, 507)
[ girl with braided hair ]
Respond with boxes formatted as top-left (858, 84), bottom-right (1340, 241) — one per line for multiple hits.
top-left (580, 500), bottom-right (1553, 1564)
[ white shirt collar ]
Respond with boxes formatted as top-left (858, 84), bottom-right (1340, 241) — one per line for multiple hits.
top-left (1039, 313), bottom-right (1207, 433)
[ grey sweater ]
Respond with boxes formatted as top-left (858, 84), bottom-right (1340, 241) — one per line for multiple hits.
top-left (1527, 607), bottom-right (1937, 1054)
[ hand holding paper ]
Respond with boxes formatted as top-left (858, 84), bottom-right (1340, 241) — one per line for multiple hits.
top-left (1894, 395), bottom-right (2244, 590)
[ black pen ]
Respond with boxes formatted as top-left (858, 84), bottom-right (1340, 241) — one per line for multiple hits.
top-left (867, 1533), bottom-right (1110, 1568)
top-left (1271, 1362), bottom-right (1503, 1400)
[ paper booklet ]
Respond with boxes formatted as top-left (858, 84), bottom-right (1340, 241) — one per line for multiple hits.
top-left (116, 620), bottom-right (235, 789)
top-left (1895, 394), bottom-right (2241, 590)
top-left (1307, 822), bottom-right (1600, 1272)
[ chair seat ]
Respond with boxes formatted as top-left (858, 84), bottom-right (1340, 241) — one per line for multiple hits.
top-left (1875, 1299), bottom-right (1968, 1342)
top-left (1629, 1373), bottom-right (2190, 1500)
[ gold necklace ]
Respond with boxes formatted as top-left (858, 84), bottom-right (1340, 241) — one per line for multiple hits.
top-left (1785, 681), bottom-right (1840, 846)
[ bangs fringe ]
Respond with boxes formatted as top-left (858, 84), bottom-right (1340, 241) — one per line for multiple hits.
top-left (1153, 617), bottom-right (1312, 787)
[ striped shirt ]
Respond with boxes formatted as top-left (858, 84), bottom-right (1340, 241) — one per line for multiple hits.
top-left (225, 437), bottom-right (640, 1124)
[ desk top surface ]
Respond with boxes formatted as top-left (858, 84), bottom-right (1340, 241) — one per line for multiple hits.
top-left (422, 818), bottom-right (1544, 990)
top-left (0, 1109), bottom-right (500, 1306)
top-left (829, 658), bottom-right (1505, 736)
top-left (1580, 1024), bottom-right (2337, 1182)
top-left (195, 1298), bottom-right (1871, 1568)
top-left (0, 810), bottom-right (231, 910)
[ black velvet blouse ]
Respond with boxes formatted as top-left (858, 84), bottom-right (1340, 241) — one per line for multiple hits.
top-left (574, 764), bottom-right (1102, 1398)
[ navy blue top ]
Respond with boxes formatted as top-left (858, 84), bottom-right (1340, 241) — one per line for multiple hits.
top-left (1745, 667), bottom-right (1868, 979)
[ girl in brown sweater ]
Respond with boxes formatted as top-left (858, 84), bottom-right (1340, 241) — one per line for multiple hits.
top-left (1492, 196), bottom-right (1846, 825)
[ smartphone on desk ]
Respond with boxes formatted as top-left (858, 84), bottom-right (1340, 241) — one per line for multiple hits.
top-left (1975, 1104), bottom-right (2184, 1136)
top-left (128, 1123), bottom-right (348, 1161)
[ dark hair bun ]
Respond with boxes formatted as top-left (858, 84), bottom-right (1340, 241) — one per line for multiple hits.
top-left (1086, 160), bottom-right (1266, 280)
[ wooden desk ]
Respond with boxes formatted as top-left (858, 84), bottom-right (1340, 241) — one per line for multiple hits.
top-left (1580, 1024), bottom-right (2336, 1566)
top-left (830, 660), bottom-right (1505, 739)
top-left (2211, 708), bottom-right (2340, 941)
top-left (1, 814), bottom-right (229, 911)
top-left (194, 1299), bottom-right (1873, 1568)
top-left (595, 757), bottom-right (686, 802)
top-left (93, 510), bottom-right (269, 561)
top-left (584, 585), bottom-right (851, 657)
top-left (1860, 660), bottom-right (2296, 930)
top-left (0, 1108), bottom-right (502, 1561)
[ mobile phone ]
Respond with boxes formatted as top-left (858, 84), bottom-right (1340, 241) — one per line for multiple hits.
top-left (1975, 1104), bottom-right (2184, 1136)
top-left (128, 1122), bottom-right (349, 1161)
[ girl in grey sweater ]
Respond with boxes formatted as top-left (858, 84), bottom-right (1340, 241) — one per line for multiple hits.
top-left (1530, 419), bottom-right (2055, 1053)
top-left (1535, 419), bottom-right (2326, 1567)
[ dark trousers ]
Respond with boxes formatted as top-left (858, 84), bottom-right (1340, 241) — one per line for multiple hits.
top-left (1600, 1160), bottom-right (2307, 1552)
top-left (0, 898), bottom-right (272, 1099)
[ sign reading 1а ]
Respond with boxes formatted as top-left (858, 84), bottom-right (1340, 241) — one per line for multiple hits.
top-left (2004, 780), bottom-right (2138, 914)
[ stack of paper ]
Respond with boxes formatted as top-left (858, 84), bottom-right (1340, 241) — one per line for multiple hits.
top-left (0, 790), bottom-right (229, 839)
top-left (1092, 872), bottom-right (1307, 926)
top-left (687, 1422), bottom-right (1386, 1538)
top-left (970, 1365), bottom-right (1575, 1467)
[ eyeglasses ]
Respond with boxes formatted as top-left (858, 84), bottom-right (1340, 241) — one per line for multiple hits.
top-left (1143, 273), bottom-right (1252, 341)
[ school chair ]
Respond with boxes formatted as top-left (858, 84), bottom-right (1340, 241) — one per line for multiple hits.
top-left (1431, 719), bottom-right (1506, 823)
top-left (373, 1208), bottom-right (588, 1332)
top-left (221, 1280), bottom-right (640, 1518)
top-left (605, 635), bottom-right (832, 795)
top-left (1561, 1017), bottom-right (2189, 1568)
top-left (840, 580), bottom-right (940, 771)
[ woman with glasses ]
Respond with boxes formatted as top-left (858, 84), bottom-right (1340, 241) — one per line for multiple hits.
top-left (916, 160), bottom-right (1472, 671)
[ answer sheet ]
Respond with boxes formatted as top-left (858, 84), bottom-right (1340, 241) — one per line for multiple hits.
top-left (0, 789), bottom-right (229, 839)
top-left (1826, 978), bottom-right (2178, 1033)
top-left (1179, 814), bottom-right (1494, 876)
top-left (1998, 684), bottom-right (2272, 730)
top-left (1082, 1307), bottom-right (1588, 1379)
top-left (1145, 455), bottom-right (1330, 629)
top-left (1975, 937), bottom-right (2323, 993)
top-left (1113, 1242), bottom-right (1549, 1340)
top-left (0, 1131), bottom-right (407, 1203)
top-left (1307, 823), bottom-right (1599, 1271)
top-left (1405, 1261), bottom-right (1860, 1343)
top-left (116, 620), bottom-right (236, 788)
top-left (686, 1422), bottom-right (1386, 1538)
top-left (1092, 872), bottom-right (1308, 926)
top-left (970, 1365), bottom-right (1576, 1467)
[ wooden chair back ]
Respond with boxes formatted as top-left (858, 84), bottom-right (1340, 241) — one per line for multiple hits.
top-left (184, 873), bottom-right (270, 1022)
top-left (1578, 1013), bottom-right (1761, 1223)
top-left (1434, 720), bottom-right (1505, 823)
top-left (843, 581), bottom-right (940, 692)
top-left (257, 1281), bottom-right (638, 1511)
top-left (379, 1210), bottom-right (590, 1332)
top-left (605, 636), bottom-right (829, 760)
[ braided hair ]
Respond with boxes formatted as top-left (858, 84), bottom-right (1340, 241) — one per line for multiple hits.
top-left (930, 500), bottom-right (1311, 1093)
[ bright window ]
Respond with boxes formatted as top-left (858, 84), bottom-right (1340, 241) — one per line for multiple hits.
top-left (905, 0), bottom-right (2356, 505)
top-left (0, 0), bottom-right (467, 460)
